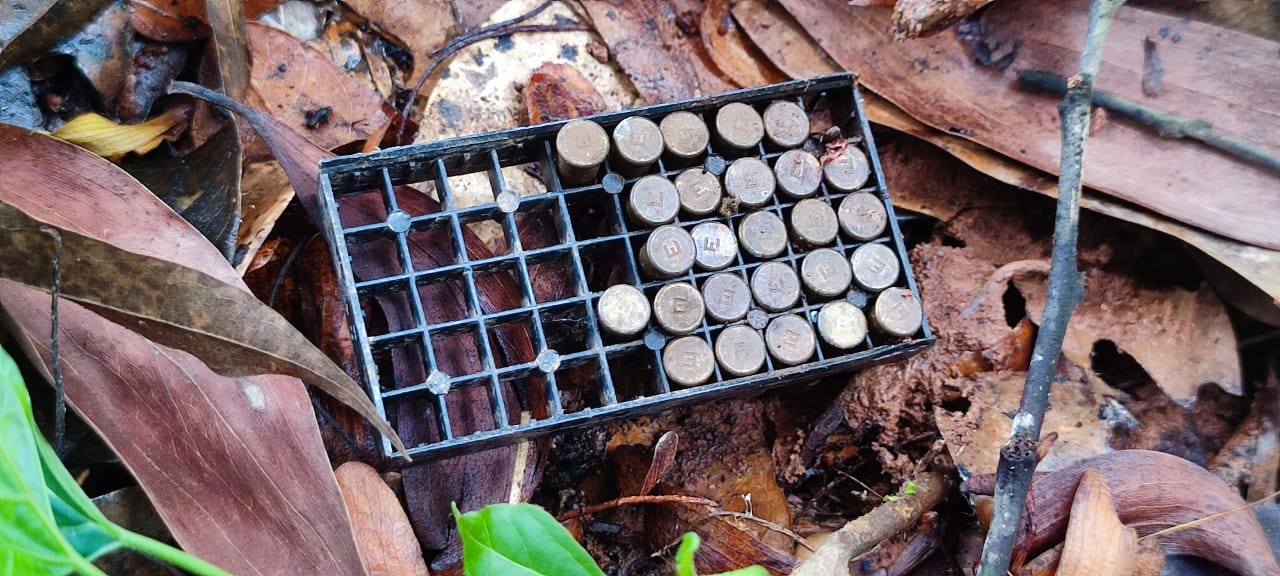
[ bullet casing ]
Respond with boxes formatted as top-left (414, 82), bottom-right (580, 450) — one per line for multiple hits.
top-left (663, 335), bottom-right (715, 386)
top-left (715, 325), bottom-right (766, 376)
top-left (790, 198), bottom-right (839, 246)
top-left (816, 300), bottom-right (867, 349)
top-left (555, 120), bottom-right (610, 185)
top-left (800, 248), bottom-right (853, 297)
top-left (691, 221), bottom-right (738, 270)
top-left (738, 211), bottom-right (788, 259)
top-left (724, 157), bottom-right (776, 208)
top-left (714, 102), bottom-right (765, 151)
top-left (653, 282), bottom-right (706, 334)
top-left (762, 100), bottom-right (809, 148)
top-left (765, 314), bottom-right (816, 365)
top-left (597, 284), bottom-right (651, 337)
top-left (750, 261), bottom-right (801, 312)
top-left (701, 272), bottom-right (752, 322)
top-left (774, 149), bottom-right (822, 199)
top-left (872, 287), bottom-right (923, 338)
top-left (627, 175), bottom-right (680, 227)
top-left (660, 111), bottom-right (709, 162)
top-left (674, 168), bottom-right (722, 216)
top-left (640, 225), bottom-right (697, 278)
top-left (823, 147), bottom-right (871, 192)
top-left (837, 192), bottom-right (888, 241)
top-left (612, 116), bottom-right (664, 175)
top-left (850, 242), bottom-right (900, 291)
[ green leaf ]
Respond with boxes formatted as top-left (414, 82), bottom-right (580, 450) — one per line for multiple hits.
top-left (454, 503), bottom-right (604, 576)
top-left (905, 480), bottom-right (917, 496)
top-left (674, 532), bottom-right (769, 576)
top-left (0, 345), bottom-right (101, 575)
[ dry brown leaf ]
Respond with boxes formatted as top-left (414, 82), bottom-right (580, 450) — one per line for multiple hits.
top-left (524, 62), bottom-right (608, 124)
top-left (782, 0), bottom-right (1280, 249)
top-left (699, 0), bottom-right (787, 87)
top-left (860, 92), bottom-right (1280, 312)
top-left (1056, 470), bottom-right (1138, 576)
top-left (336, 462), bottom-right (431, 576)
top-left (580, 0), bottom-right (733, 103)
top-left (1021, 451), bottom-right (1278, 576)
top-left (127, 0), bottom-right (280, 42)
top-left (731, 0), bottom-right (839, 80)
top-left (1016, 266), bottom-right (1240, 403)
top-left (247, 21), bottom-right (389, 151)
top-left (0, 125), bottom-right (368, 575)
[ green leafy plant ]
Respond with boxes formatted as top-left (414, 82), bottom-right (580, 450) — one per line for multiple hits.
top-left (455, 502), bottom-right (768, 576)
top-left (0, 346), bottom-right (229, 576)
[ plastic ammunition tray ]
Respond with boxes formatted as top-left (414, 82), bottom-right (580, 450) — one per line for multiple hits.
top-left (319, 73), bottom-right (934, 462)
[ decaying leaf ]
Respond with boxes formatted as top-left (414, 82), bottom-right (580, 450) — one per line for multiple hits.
top-left (699, 0), bottom-right (787, 88)
top-left (0, 126), bottom-right (368, 574)
top-left (1016, 450), bottom-right (1278, 576)
top-left (1016, 265), bottom-right (1241, 403)
top-left (580, 0), bottom-right (733, 103)
top-left (731, 0), bottom-right (839, 80)
top-left (1055, 470), bottom-right (1138, 576)
top-left (524, 62), bottom-right (608, 124)
top-left (0, 0), bottom-right (112, 70)
top-left (342, 0), bottom-right (454, 87)
top-left (0, 199), bottom-right (404, 454)
top-left (127, 0), bottom-right (280, 42)
top-left (51, 105), bottom-right (191, 161)
top-left (781, 0), bottom-right (1280, 249)
top-left (247, 21), bottom-right (389, 151)
top-left (336, 462), bottom-right (431, 576)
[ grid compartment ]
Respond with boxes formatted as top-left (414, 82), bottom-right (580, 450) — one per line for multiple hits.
top-left (319, 74), bottom-right (934, 462)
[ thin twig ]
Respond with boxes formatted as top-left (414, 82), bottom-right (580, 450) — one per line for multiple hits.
top-left (975, 1), bottom-right (1126, 574)
top-left (1017, 70), bottom-right (1280, 174)
top-left (267, 233), bottom-right (318, 308)
top-left (1138, 488), bottom-right (1280, 543)
top-left (705, 510), bottom-right (816, 552)
top-left (556, 494), bottom-right (719, 521)
top-left (41, 226), bottom-right (65, 453)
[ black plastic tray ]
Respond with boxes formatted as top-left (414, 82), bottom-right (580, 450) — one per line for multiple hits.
top-left (318, 73), bottom-right (934, 462)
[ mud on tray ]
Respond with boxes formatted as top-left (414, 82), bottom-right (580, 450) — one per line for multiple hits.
top-left (318, 74), bottom-right (934, 462)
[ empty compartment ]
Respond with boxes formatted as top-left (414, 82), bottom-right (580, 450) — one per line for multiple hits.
top-left (416, 272), bottom-right (472, 323)
top-left (608, 347), bottom-right (661, 401)
top-left (473, 258), bottom-right (529, 313)
top-left (527, 248), bottom-right (579, 304)
top-left (579, 238), bottom-right (635, 292)
top-left (540, 301), bottom-right (592, 355)
top-left (564, 188), bottom-right (620, 240)
top-left (429, 322), bottom-right (488, 377)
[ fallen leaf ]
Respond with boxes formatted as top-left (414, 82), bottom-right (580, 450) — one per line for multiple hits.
top-left (0, 0), bottom-right (111, 70)
top-left (235, 160), bottom-right (295, 274)
top-left (204, 0), bottom-right (250, 101)
top-left (247, 21), bottom-right (390, 151)
top-left (640, 431), bottom-right (679, 496)
top-left (124, 123), bottom-right (242, 260)
top-left (699, 0), bottom-right (787, 87)
top-left (336, 462), bottom-right (431, 576)
top-left (52, 105), bottom-right (191, 161)
top-left (731, 0), bottom-right (839, 80)
top-left (524, 62), bottom-right (608, 124)
top-left (127, 0), bottom-right (281, 42)
top-left (1020, 451), bottom-right (1278, 576)
top-left (860, 92), bottom-right (1280, 308)
top-left (1056, 470), bottom-right (1137, 576)
top-left (0, 198), bottom-right (404, 454)
top-left (1016, 266), bottom-right (1241, 403)
top-left (781, 0), bottom-right (1280, 249)
top-left (53, 1), bottom-right (132, 110)
top-left (0, 125), bottom-right (369, 574)
top-left (580, 0), bottom-right (733, 103)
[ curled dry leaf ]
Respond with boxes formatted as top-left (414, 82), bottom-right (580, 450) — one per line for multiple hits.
top-left (51, 105), bottom-right (191, 161)
top-left (1017, 450), bottom-right (1279, 576)
top-left (247, 21), bottom-right (389, 151)
top-left (524, 62), bottom-right (608, 124)
top-left (1016, 265), bottom-right (1241, 403)
top-left (0, 125), bottom-right (367, 574)
top-left (699, 0), bottom-right (787, 88)
top-left (640, 431), bottom-right (679, 496)
top-left (336, 462), bottom-right (431, 576)
top-left (1056, 470), bottom-right (1138, 576)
